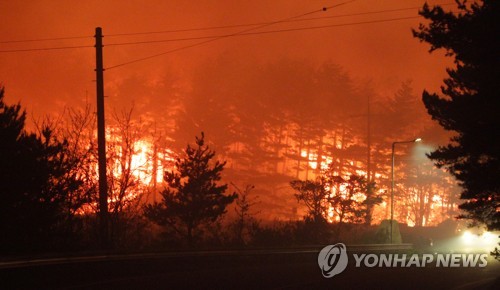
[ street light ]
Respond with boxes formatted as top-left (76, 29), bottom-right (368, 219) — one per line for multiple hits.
top-left (390, 138), bottom-right (422, 243)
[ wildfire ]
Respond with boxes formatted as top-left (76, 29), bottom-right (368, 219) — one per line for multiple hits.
top-left (297, 145), bottom-right (457, 227)
top-left (76, 135), bottom-right (174, 215)
top-left (74, 118), bottom-right (456, 227)
top-left (129, 140), bottom-right (166, 185)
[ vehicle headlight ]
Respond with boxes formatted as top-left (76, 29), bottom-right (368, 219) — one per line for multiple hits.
top-left (461, 231), bottom-right (474, 245)
top-left (460, 231), bottom-right (499, 251)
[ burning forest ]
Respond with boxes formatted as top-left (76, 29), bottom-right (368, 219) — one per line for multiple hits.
top-left (0, 0), bottom-right (496, 258)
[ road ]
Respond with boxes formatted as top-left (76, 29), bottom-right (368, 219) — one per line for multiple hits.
top-left (0, 249), bottom-right (498, 289)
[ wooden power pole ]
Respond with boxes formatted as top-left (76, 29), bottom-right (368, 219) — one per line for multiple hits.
top-left (95, 27), bottom-right (108, 248)
top-left (367, 93), bottom-right (371, 183)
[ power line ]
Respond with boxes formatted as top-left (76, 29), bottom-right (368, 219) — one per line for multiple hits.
top-left (0, 1), bottom-right (354, 55)
top-left (0, 35), bottom-right (91, 44)
top-left (0, 1), bottom-right (456, 56)
top-left (106, 0), bottom-right (358, 70)
top-left (0, 15), bottom-right (418, 53)
top-left (0, 2), bottom-right (455, 45)
top-left (106, 16), bottom-right (420, 48)
top-left (0, 45), bottom-right (93, 53)
top-left (105, 3), bottom-right (454, 38)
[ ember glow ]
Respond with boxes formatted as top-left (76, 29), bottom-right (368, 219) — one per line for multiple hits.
top-left (111, 139), bottom-right (168, 186)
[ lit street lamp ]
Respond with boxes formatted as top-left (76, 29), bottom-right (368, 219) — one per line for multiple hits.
top-left (390, 138), bottom-right (422, 243)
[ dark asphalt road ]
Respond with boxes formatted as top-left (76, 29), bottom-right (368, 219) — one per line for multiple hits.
top-left (0, 249), bottom-right (498, 289)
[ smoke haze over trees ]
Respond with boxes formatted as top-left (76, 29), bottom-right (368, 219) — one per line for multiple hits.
top-left (1, 1), bottom-right (484, 254)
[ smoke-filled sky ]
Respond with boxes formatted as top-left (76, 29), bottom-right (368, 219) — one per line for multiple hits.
top-left (1, 0), bottom-right (464, 223)
top-left (1, 0), bottom-right (454, 117)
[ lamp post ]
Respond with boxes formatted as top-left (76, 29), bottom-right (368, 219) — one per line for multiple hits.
top-left (390, 138), bottom-right (421, 243)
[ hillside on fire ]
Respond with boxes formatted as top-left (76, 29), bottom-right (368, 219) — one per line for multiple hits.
top-left (0, 0), bottom-right (498, 255)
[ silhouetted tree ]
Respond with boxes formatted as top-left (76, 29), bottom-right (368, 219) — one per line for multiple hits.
top-left (291, 167), bottom-right (380, 241)
top-left (231, 184), bottom-right (259, 246)
top-left (373, 81), bottom-right (426, 139)
top-left (0, 87), bottom-right (76, 252)
top-left (145, 133), bottom-right (237, 246)
top-left (57, 104), bottom-right (165, 250)
top-left (328, 175), bottom-right (369, 224)
top-left (492, 244), bottom-right (500, 261)
top-left (56, 104), bottom-right (98, 247)
top-left (290, 178), bottom-right (329, 223)
top-left (413, 0), bottom-right (500, 230)
top-left (106, 108), bottom-right (154, 248)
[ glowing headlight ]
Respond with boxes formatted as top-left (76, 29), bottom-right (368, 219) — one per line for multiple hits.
top-left (461, 231), bottom-right (474, 244)
top-left (460, 230), bottom-right (499, 251)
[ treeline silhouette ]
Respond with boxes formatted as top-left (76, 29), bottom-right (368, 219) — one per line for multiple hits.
top-left (163, 57), bottom-right (458, 224)
top-left (0, 87), bottom-right (85, 253)
top-left (0, 87), bottom-right (366, 253)
top-left (0, 58), bottom-right (460, 254)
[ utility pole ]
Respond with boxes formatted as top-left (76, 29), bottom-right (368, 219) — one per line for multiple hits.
top-left (390, 142), bottom-right (395, 244)
top-left (95, 27), bottom-right (108, 248)
top-left (367, 93), bottom-right (371, 183)
top-left (365, 93), bottom-right (373, 225)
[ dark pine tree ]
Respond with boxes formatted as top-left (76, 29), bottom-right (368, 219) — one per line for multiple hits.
top-left (290, 178), bottom-right (329, 224)
top-left (413, 0), bottom-right (500, 230)
top-left (145, 133), bottom-right (237, 246)
top-left (0, 87), bottom-right (73, 253)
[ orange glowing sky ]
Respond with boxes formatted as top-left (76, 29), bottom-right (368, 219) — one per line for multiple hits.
top-left (1, 0), bottom-right (453, 118)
